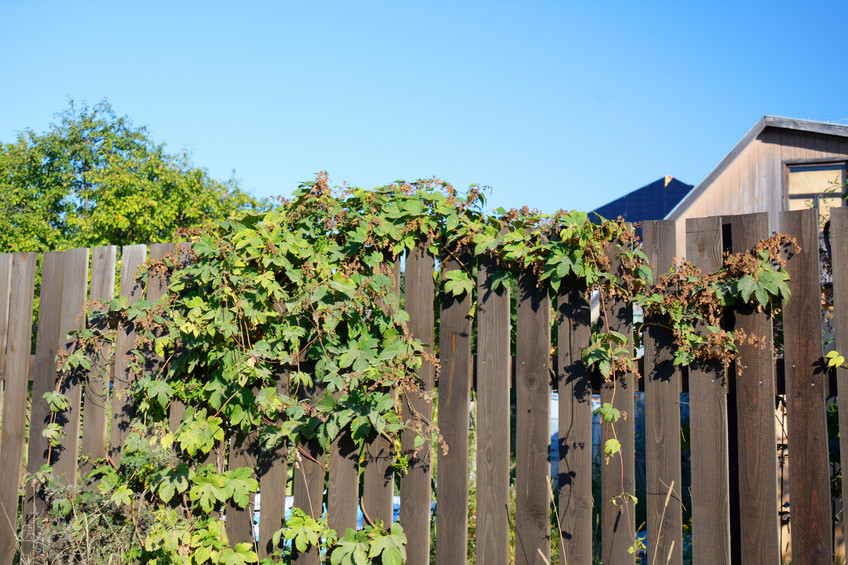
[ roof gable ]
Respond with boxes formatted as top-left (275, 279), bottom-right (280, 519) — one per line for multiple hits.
top-left (667, 116), bottom-right (848, 220)
top-left (594, 176), bottom-right (694, 222)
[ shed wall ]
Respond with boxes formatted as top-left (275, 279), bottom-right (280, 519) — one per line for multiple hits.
top-left (672, 129), bottom-right (848, 258)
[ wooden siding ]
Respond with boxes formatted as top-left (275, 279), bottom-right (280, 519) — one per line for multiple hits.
top-left (670, 126), bottom-right (848, 257)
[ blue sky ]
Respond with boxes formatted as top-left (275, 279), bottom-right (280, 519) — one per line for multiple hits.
top-left (2, 0), bottom-right (847, 215)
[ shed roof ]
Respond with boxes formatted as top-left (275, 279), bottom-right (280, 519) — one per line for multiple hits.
top-left (593, 176), bottom-right (694, 222)
top-left (667, 116), bottom-right (848, 220)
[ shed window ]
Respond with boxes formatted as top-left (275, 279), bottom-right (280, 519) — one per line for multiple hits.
top-left (786, 162), bottom-right (847, 227)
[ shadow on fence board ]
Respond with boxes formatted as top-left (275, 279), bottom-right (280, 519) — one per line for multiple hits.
top-left (0, 209), bottom-right (844, 564)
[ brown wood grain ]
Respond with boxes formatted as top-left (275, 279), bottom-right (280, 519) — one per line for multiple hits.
top-left (641, 220), bottom-right (683, 565)
top-left (514, 268), bottom-right (551, 565)
top-left (435, 246), bottom-right (472, 565)
top-left (600, 241), bottom-right (636, 565)
top-left (833, 208), bottom-right (848, 565)
top-left (110, 244), bottom-right (147, 464)
top-left (23, 249), bottom-right (89, 554)
top-left (225, 430), bottom-right (260, 546)
top-left (258, 371), bottom-right (289, 559)
top-left (80, 245), bottom-right (116, 472)
top-left (327, 429), bottom-right (358, 534)
top-left (21, 251), bottom-right (63, 557)
top-left (781, 208), bottom-right (832, 562)
top-left (475, 255), bottom-right (511, 565)
top-left (362, 260), bottom-right (400, 527)
top-left (0, 253), bottom-right (36, 564)
top-left (362, 432), bottom-right (393, 526)
top-left (724, 212), bottom-right (780, 563)
top-left (168, 242), bottom-right (194, 432)
top-left (399, 245), bottom-right (435, 565)
top-left (47, 249), bottom-right (90, 483)
top-left (685, 217), bottom-right (731, 564)
top-left (293, 382), bottom-right (325, 565)
top-left (556, 276), bottom-right (593, 564)
top-left (0, 255), bottom-right (10, 385)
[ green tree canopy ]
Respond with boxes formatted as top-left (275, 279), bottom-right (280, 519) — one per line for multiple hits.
top-left (0, 100), bottom-right (266, 252)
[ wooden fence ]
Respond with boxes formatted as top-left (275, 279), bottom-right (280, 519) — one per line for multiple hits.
top-left (0, 208), bottom-right (845, 564)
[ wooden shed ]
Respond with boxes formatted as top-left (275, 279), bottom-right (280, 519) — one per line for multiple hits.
top-left (667, 116), bottom-right (848, 257)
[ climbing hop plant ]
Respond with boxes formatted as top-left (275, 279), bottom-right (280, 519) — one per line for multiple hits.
top-left (45, 173), bottom-right (796, 564)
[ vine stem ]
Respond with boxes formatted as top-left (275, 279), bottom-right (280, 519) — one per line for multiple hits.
top-left (593, 254), bottom-right (639, 552)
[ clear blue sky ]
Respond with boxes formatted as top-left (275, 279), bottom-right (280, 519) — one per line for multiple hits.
top-left (2, 0), bottom-right (847, 215)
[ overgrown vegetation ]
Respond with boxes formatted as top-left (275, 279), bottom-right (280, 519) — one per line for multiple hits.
top-left (27, 173), bottom-right (795, 563)
top-left (0, 100), bottom-right (265, 253)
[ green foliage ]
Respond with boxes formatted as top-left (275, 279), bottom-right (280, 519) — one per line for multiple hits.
top-left (331, 523), bottom-right (407, 565)
top-left (0, 99), bottom-right (265, 253)
top-left (38, 172), bottom-right (800, 563)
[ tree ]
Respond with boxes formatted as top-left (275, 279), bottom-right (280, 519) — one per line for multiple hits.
top-left (0, 100), bottom-right (265, 252)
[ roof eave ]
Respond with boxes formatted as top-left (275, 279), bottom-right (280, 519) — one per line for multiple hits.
top-left (667, 116), bottom-right (848, 220)
top-left (666, 116), bottom-right (768, 220)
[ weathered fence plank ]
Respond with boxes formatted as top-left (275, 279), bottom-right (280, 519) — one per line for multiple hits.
top-left (23, 249), bottom-right (89, 557)
top-left (724, 212), bottom-right (780, 563)
top-left (52, 249), bottom-right (90, 483)
top-left (328, 430), bottom-right (358, 534)
top-left (362, 262), bottom-right (401, 528)
top-left (399, 245), bottom-right (435, 565)
top-left (600, 240), bottom-right (637, 564)
top-left (556, 276), bottom-right (593, 564)
top-left (169, 242), bottom-right (193, 432)
top-left (642, 220), bottom-right (683, 565)
top-left (258, 372), bottom-right (289, 560)
top-left (292, 434), bottom-right (325, 565)
top-left (476, 255), bottom-right (511, 565)
top-left (782, 208), bottom-right (832, 562)
top-left (435, 246), bottom-right (473, 565)
top-left (111, 244), bottom-right (147, 464)
top-left (0, 255), bottom-right (10, 386)
top-left (80, 245), bottom-right (117, 472)
top-left (362, 433), bottom-right (393, 526)
top-left (226, 430), bottom-right (260, 546)
top-left (833, 207), bottom-right (848, 565)
top-left (515, 268), bottom-right (552, 565)
top-left (685, 217), bottom-right (731, 564)
top-left (0, 253), bottom-right (36, 565)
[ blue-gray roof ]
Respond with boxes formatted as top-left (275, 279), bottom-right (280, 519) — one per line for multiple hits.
top-left (593, 177), bottom-right (693, 222)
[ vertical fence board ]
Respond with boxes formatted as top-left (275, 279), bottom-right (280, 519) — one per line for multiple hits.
top-left (782, 208), bottom-right (832, 562)
top-left (833, 208), bottom-right (848, 565)
top-left (515, 269), bottom-right (551, 565)
top-left (435, 247), bottom-right (472, 565)
top-left (642, 220), bottom-right (683, 565)
top-left (226, 430), bottom-right (260, 546)
top-left (292, 436), bottom-right (324, 565)
top-left (725, 212), bottom-right (780, 563)
top-left (258, 372), bottom-right (289, 559)
top-left (600, 242), bottom-right (636, 564)
top-left (80, 245), bottom-right (116, 472)
top-left (476, 255), bottom-right (511, 565)
top-left (362, 435), bottom-right (393, 526)
top-left (293, 382), bottom-right (325, 565)
top-left (0, 255), bottom-right (10, 386)
top-left (144, 243), bottom-right (172, 379)
top-left (685, 217), bottom-right (731, 564)
top-left (22, 251), bottom-right (63, 556)
top-left (52, 249), bottom-right (89, 483)
top-left (556, 277), bottom-right (593, 564)
top-left (111, 244), bottom-right (147, 464)
top-left (328, 430), bottom-right (358, 534)
top-left (399, 245), bottom-right (435, 565)
top-left (169, 242), bottom-right (193, 432)
top-left (362, 261), bottom-right (400, 526)
top-left (0, 253), bottom-right (36, 565)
